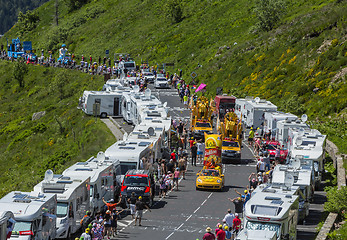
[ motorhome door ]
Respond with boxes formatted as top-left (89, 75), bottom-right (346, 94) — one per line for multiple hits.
top-left (114, 97), bottom-right (120, 116)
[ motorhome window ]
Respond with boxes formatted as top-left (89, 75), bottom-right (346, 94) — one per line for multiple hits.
top-left (155, 128), bottom-right (163, 131)
top-left (124, 62), bottom-right (135, 68)
top-left (222, 141), bottom-right (239, 147)
top-left (124, 176), bottom-right (149, 186)
top-left (313, 161), bottom-right (319, 172)
top-left (95, 99), bottom-right (101, 104)
top-left (120, 162), bottom-right (137, 175)
top-left (56, 202), bottom-right (69, 218)
top-left (12, 221), bottom-right (31, 233)
top-left (246, 221), bottom-right (280, 238)
top-left (196, 122), bottom-right (211, 128)
top-left (253, 205), bottom-right (279, 216)
top-left (301, 141), bottom-right (316, 146)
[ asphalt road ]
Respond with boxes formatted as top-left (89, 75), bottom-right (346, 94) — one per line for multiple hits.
top-left (109, 86), bottom-right (256, 240)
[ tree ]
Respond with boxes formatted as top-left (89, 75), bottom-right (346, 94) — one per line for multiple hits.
top-left (13, 60), bottom-right (28, 88)
top-left (51, 69), bottom-right (69, 100)
top-left (17, 10), bottom-right (40, 34)
top-left (254, 0), bottom-right (287, 31)
top-left (64, 0), bottom-right (90, 12)
top-left (165, 0), bottom-right (184, 24)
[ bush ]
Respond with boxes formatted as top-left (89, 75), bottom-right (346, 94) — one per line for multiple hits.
top-left (64, 0), bottom-right (90, 12)
top-left (254, 0), bottom-right (287, 31)
top-left (165, 0), bottom-right (184, 24)
top-left (12, 60), bottom-right (28, 88)
top-left (324, 186), bottom-right (347, 217)
top-left (17, 10), bottom-right (40, 34)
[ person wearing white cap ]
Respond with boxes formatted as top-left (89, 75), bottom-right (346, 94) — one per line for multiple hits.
top-left (203, 227), bottom-right (215, 240)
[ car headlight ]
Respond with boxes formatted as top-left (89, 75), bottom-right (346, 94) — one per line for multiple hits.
top-left (222, 149), bottom-right (227, 153)
top-left (60, 218), bottom-right (68, 225)
top-left (197, 178), bottom-right (202, 183)
top-left (236, 151), bottom-right (241, 154)
top-left (217, 180), bottom-right (221, 183)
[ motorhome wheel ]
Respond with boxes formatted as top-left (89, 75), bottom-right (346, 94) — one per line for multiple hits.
top-left (100, 112), bottom-right (107, 118)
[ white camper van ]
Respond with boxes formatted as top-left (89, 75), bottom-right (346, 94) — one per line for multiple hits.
top-left (253, 183), bottom-right (310, 222)
top-left (276, 119), bottom-right (309, 147)
top-left (0, 211), bottom-right (15, 240)
top-left (79, 90), bottom-right (127, 118)
top-left (263, 112), bottom-right (297, 137)
top-left (237, 191), bottom-right (299, 240)
top-left (102, 79), bottom-right (126, 91)
top-left (62, 152), bottom-right (118, 214)
top-left (0, 191), bottom-right (57, 240)
top-left (105, 139), bottom-right (153, 184)
top-left (243, 98), bottom-right (277, 129)
top-left (34, 171), bottom-right (90, 239)
top-left (288, 128), bottom-right (326, 188)
top-left (235, 97), bottom-right (253, 123)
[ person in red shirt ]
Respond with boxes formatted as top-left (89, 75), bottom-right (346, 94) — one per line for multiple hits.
top-left (102, 197), bottom-right (121, 212)
top-left (170, 150), bottom-right (177, 163)
top-left (216, 225), bottom-right (226, 240)
top-left (232, 213), bottom-right (242, 235)
top-left (203, 227), bottom-right (215, 240)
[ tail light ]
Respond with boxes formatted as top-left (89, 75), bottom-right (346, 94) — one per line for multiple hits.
top-left (20, 230), bottom-right (34, 236)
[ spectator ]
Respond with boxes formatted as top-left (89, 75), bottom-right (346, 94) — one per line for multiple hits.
top-left (232, 213), bottom-right (241, 236)
top-left (248, 128), bottom-right (254, 147)
top-left (228, 197), bottom-right (244, 218)
top-left (173, 167), bottom-right (180, 190)
top-left (197, 140), bottom-right (204, 164)
top-left (102, 197), bottom-right (121, 212)
top-left (224, 225), bottom-right (232, 240)
top-left (191, 142), bottom-right (198, 166)
top-left (79, 228), bottom-right (91, 240)
top-left (203, 227), bottom-right (216, 240)
top-left (127, 192), bottom-right (137, 219)
top-left (216, 225), bottom-right (226, 240)
top-left (223, 209), bottom-right (234, 230)
top-left (248, 173), bottom-right (258, 189)
top-left (134, 196), bottom-right (151, 226)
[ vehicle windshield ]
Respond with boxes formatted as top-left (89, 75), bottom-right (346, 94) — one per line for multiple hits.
top-left (144, 72), bottom-right (153, 76)
top-left (124, 62), bottom-right (135, 68)
top-left (157, 78), bottom-right (167, 81)
top-left (157, 74), bottom-right (165, 78)
top-left (267, 144), bottom-right (277, 150)
top-left (56, 202), bottom-right (68, 218)
top-left (196, 122), bottom-right (211, 128)
top-left (120, 162), bottom-right (137, 175)
top-left (12, 221), bottom-right (31, 233)
top-left (201, 170), bottom-right (220, 177)
top-left (223, 141), bottom-right (239, 147)
top-left (124, 176), bottom-right (149, 186)
top-left (246, 221), bottom-right (281, 238)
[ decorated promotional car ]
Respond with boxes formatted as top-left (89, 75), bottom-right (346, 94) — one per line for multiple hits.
top-left (265, 140), bottom-right (288, 163)
top-left (196, 168), bottom-right (224, 191)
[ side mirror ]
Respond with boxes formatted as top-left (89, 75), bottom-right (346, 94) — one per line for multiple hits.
top-left (221, 175), bottom-right (224, 178)
top-left (196, 173), bottom-right (199, 176)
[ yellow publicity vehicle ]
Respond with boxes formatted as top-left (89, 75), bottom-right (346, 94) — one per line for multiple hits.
top-left (190, 96), bottom-right (213, 140)
top-left (219, 112), bottom-right (242, 163)
top-left (196, 168), bottom-right (224, 191)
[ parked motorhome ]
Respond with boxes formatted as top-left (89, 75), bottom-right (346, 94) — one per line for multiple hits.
top-left (0, 211), bottom-right (15, 240)
top-left (263, 112), bottom-right (297, 138)
top-left (288, 128), bottom-right (326, 188)
top-left (235, 97), bottom-right (252, 122)
top-left (79, 90), bottom-right (129, 118)
top-left (276, 119), bottom-right (309, 146)
top-left (243, 98), bottom-right (277, 129)
top-left (0, 191), bottom-right (57, 240)
top-left (105, 139), bottom-right (153, 184)
top-left (253, 184), bottom-right (310, 222)
top-left (62, 152), bottom-right (119, 214)
top-left (34, 172), bottom-right (90, 239)
top-left (237, 191), bottom-right (299, 240)
top-left (102, 78), bottom-right (126, 91)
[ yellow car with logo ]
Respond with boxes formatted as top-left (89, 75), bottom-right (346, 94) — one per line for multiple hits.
top-left (196, 169), bottom-right (224, 191)
top-left (221, 139), bottom-right (242, 164)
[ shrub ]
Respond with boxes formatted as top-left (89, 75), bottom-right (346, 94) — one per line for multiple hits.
top-left (17, 10), bottom-right (40, 34)
top-left (324, 186), bottom-right (347, 217)
top-left (254, 0), bottom-right (287, 31)
top-left (12, 60), bottom-right (28, 88)
top-left (165, 0), bottom-right (184, 24)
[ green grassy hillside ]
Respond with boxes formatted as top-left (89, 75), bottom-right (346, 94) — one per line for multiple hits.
top-left (0, 61), bottom-right (116, 197)
top-left (0, 1), bottom-right (346, 152)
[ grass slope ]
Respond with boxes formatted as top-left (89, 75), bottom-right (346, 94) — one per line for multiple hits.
top-left (0, 2), bottom-right (346, 152)
top-left (0, 61), bottom-right (116, 197)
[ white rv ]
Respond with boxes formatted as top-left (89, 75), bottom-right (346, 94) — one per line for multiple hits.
top-left (288, 128), bottom-right (326, 188)
top-left (235, 97), bottom-right (252, 122)
top-left (102, 78), bottom-right (126, 91)
top-left (272, 165), bottom-right (315, 203)
top-left (62, 152), bottom-right (119, 214)
top-left (263, 112), bottom-right (297, 138)
top-left (79, 90), bottom-right (129, 118)
top-left (253, 184), bottom-right (310, 222)
top-left (121, 88), bottom-right (162, 126)
top-left (276, 119), bottom-right (309, 147)
top-left (0, 191), bottom-right (57, 240)
top-left (34, 172), bottom-right (90, 239)
top-left (0, 211), bottom-right (15, 240)
top-left (237, 191), bottom-right (299, 240)
top-left (105, 139), bottom-right (153, 184)
top-left (243, 98), bottom-right (277, 129)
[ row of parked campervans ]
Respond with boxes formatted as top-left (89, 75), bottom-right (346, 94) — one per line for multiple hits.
top-left (0, 75), bottom-right (172, 240)
top-left (234, 97), bottom-right (326, 240)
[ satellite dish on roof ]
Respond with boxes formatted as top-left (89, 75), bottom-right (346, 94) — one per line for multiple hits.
top-left (284, 173), bottom-right (295, 188)
top-left (291, 158), bottom-right (301, 170)
top-left (301, 114), bottom-right (308, 123)
top-left (255, 97), bottom-right (260, 104)
top-left (148, 127), bottom-right (155, 136)
top-left (298, 128), bottom-right (305, 137)
top-left (123, 132), bottom-right (128, 141)
top-left (296, 136), bottom-right (303, 146)
top-left (97, 151), bottom-right (105, 163)
top-left (44, 169), bottom-right (54, 182)
top-left (133, 85), bottom-right (140, 93)
top-left (144, 88), bottom-right (151, 97)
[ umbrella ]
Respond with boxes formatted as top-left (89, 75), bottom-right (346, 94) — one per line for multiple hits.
top-left (195, 83), bottom-right (207, 92)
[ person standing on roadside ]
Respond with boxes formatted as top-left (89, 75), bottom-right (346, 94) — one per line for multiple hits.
top-left (173, 167), bottom-right (180, 190)
top-left (224, 226), bottom-right (232, 240)
top-left (134, 196), bottom-right (151, 226)
top-left (232, 213), bottom-right (241, 236)
top-left (197, 140), bottom-right (204, 164)
top-left (223, 209), bottom-right (234, 231)
top-left (191, 142), bottom-right (197, 166)
top-left (127, 192), bottom-right (137, 219)
top-left (216, 224), bottom-right (226, 240)
top-left (178, 157), bottom-right (186, 179)
top-left (203, 227), bottom-right (216, 240)
top-left (228, 197), bottom-right (244, 219)
top-left (248, 128), bottom-right (254, 147)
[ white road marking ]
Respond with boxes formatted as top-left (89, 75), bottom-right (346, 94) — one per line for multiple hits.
top-left (193, 207), bottom-right (200, 214)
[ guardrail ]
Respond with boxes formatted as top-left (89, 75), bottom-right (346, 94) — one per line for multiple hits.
top-left (316, 140), bottom-right (346, 240)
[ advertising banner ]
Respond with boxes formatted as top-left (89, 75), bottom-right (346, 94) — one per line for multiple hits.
top-left (204, 133), bottom-right (222, 165)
